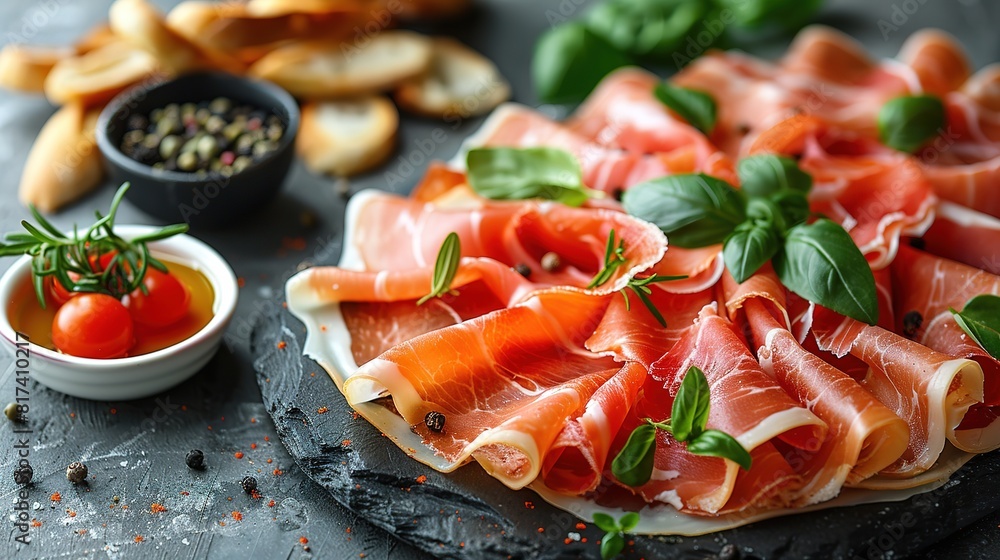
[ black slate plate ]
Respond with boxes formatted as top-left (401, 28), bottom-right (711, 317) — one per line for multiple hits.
top-left (250, 301), bottom-right (1000, 560)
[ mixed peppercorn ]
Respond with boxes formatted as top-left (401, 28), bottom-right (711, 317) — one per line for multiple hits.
top-left (119, 97), bottom-right (285, 176)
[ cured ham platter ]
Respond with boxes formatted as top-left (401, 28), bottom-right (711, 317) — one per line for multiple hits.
top-left (249, 9), bottom-right (1000, 560)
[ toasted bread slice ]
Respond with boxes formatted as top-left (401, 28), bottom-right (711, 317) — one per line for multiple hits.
top-left (297, 96), bottom-right (398, 176)
top-left (44, 41), bottom-right (158, 106)
top-left (74, 23), bottom-right (118, 55)
top-left (0, 45), bottom-right (75, 94)
top-left (167, 1), bottom-right (359, 64)
top-left (249, 31), bottom-right (432, 99)
top-left (19, 103), bottom-right (105, 213)
top-left (109, 0), bottom-right (245, 74)
top-left (394, 37), bottom-right (509, 119)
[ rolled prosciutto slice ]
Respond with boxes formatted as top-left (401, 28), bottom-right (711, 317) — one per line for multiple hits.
top-left (610, 305), bottom-right (827, 515)
top-left (809, 305), bottom-right (984, 479)
top-left (919, 200), bottom-right (1000, 276)
top-left (891, 245), bottom-right (1000, 452)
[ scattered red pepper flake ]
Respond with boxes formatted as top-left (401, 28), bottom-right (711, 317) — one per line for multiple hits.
top-left (317, 406), bottom-right (329, 414)
top-left (69, 412), bottom-right (76, 418)
top-left (67, 510), bottom-right (77, 518)
top-left (299, 537), bottom-right (309, 545)
top-left (77, 529), bottom-right (87, 535)
top-left (320, 325), bottom-right (328, 332)
top-left (581, 537), bottom-right (588, 543)
top-left (250, 418), bottom-right (256, 424)
top-left (50, 492), bottom-right (61, 502)
top-left (564, 538), bottom-right (571, 545)
top-left (460, 543), bottom-right (465, 548)
top-left (310, 372), bottom-right (316, 377)
top-left (536, 527), bottom-right (544, 533)
top-left (181, 405), bottom-right (188, 411)
top-left (207, 426), bottom-right (213, 431)
top-left (575, 522), bottom-right (586, 530)
top-left (346, 527), bottom-right (352, 534)
top-left (416, 475), bottom-right (427, 484)
top-left (272, 468), bottom-right (283, 476)
top-left (524, 501), bottom-right (534, 509)
top-left (110, 408), bottom-right (117, 414)
top-left (237, 277), bottom-right (246, 288)
top-left (267, 500), bottom-right (276, 508)
top-left (266, 458), bottom-right (273, 464)
top-left (276, 341), bottom-right (287, 350)
top-left (251, 489), bottom-right (262, 500)
top-left (30, 519), bottom-right (41, 527)
top-left (134, 535), bottom-right (144, 543)
top-left (234, 452), bottom-right (244, 459)
top-left (150, 503), bottom-right (167, 514)
top-left (231, 511), bottom-right (243, 521)
top-left (180, 491), bottom-right (190, 496)
top-left (342, 439), bottom-right (351, 447)
top-left (122, 505), bottom-right (129, 511)
top-left (264, 436), bottom-right (270, 442)
top-left (219, 521), bottom-right (226, 527)
top-left (250, 443), bottom-right (258, 450)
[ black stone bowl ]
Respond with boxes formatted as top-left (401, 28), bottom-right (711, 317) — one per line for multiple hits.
top-left (96, 72), bottom-right (299, 228)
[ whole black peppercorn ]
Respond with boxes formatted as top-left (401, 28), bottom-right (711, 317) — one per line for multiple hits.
top-left (66, 461), bottom-right (88, 484)
top-left (514, 263), bottom-right (531, 278)
top-left (13, 465), bottom-right (32, 485)
top-left (902, 310), bottom-right (923, 339)
top-left (240, 476), bottom-right (258, 494)
top-left (717, 543), bottom-right (740, 560)
top-left (186, 449), bottom-right (206, 470)
top-left (612, 188), bottom-right (625, 201)
top-left (424, 411), bottom-right (446, 433)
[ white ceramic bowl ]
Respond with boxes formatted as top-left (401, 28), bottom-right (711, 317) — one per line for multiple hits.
top-left (0, 225), bottom-right (238, 400)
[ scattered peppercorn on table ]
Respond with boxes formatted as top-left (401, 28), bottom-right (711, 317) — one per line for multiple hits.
top-left (1, 1), bottom-right (1000, 560)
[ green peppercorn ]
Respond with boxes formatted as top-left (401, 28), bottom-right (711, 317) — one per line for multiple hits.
top-left (66, 461), bottom-right (88, 484)
top-left (232, 156), bottom-right (252, 173)
top-left (196, 135), bottom-right (219, 160)
top-left (252, 140), bottom-right (274, 159)
top-left (177, 151), bottom-right (198, 171)
top-left (156, 115), bottom-right (181, 136)
top-left (4, 402), bottom-right (23, 423)
top-left (141, 133), bottom-right (161, 149)
top-left (235, 134), bottom-right (255, 156)
top-left (123, 129), bottom-right (145, 146)
top-left (209, 97), bottom-right (232, 114)
top-left (266, 124), bottom-right (283, 141)
top-left (205, 115), bottom-right (225, 134)
top-left (159, 135), bottom-right (181, 160)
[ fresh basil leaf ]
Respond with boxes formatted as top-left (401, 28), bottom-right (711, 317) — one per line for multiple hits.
top-left (618, 512), bottom-right (640, 532)
top-left (718, 0), bottom-right (823, 29)
top-left (533, 22), bottom-right (632, 104)
top-left (773, 219), bottom-right (879, 325)
top-left (611, 423), bottom-right (657, 487)
top-left (591, 512), bottom-right (619, 533)
top-left (622, 174), bottom-right (745, 248)
top-left (600, 531), bottom-right (626, 560)
top-left (723, 221), bottom-right (780, 284)
top-left (686, 429), bottom-right (753, 471)
top-left (878, 95), bottom-right (946, 153)
top-left (737, 155), bottom-right (812, 198)
top-left (466, 147), bottom-right (595, 207)
top-left (950, 295), bottom-right (1000, 360)
top-left (770, 190), bottom-right (811, 229)
top-left (587, 0), bottom-right (711, 60)
top-left (671, 366), bottom-right (711, 442)
top-left (653, 83), bottom-right (717, 135)
top-left (417, 232), bottom-right (461, 305)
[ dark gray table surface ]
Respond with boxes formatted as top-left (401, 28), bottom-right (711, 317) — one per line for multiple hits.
top-left (1, 1), bottom-right (998, 559)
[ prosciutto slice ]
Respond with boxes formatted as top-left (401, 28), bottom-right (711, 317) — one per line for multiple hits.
top-left (890, 246), bottom-right (1000, 451)
top-left (342, 289), bottom-right (619, 489)
top-left (809, 305), bottom-right (984, 478)
top-left (919, 201), bottom-right (1000, 275)
top-left (612, 305), bottom-right (826, 514)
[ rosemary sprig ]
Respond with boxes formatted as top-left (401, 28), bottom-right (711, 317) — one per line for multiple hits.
top-left (620, 274), bottom-right (686, 328)
top-left (418, 232), bottom-right (461, 305)
top-left (586, 229), bottom-right (626, 289)
top-left (0, 183), bottom-right (189, 308)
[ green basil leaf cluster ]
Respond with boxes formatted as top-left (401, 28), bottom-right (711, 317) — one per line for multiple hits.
top-left (653, 83), bottom-right (718, 134)
top-left (950, 295), bottom-right (1000, 360)
top-left (878, 94), bottom-right (946, 153)
top-left (466, 147), bottom-right (597, 207)
top-left (531, 0), bottom-right (824, 104)
top-left (592, 512), bottom-right (640, 560)
top-left (623, 154), bottom-right (879, 325)
top-left (611, 366), bottom-right (752, 488)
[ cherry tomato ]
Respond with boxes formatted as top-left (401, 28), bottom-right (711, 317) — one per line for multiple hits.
top-left (51, 294), bottom-right (135, 359)
top-left (124, 269), bottom-right (191, 328)
top-left (47, 276), bottom-right (77, 306)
